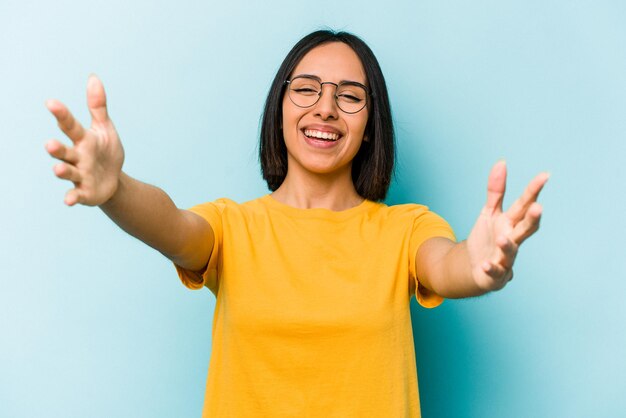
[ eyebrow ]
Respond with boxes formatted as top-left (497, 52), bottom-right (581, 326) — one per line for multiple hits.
top-left (294, 73), bottom-right (367, 86)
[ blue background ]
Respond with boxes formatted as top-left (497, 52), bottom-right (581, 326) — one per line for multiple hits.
top-left (1, 1), bottom-right (625, 417)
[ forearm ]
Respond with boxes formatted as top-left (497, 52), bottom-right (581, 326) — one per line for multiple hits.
top-left (437, 241), bottom-right (490, 298)
top-left (418, 163), bottom-right (547, 300)
top-left (45, 76), bottom-right (212, 271)
top-left (418, 238), bottom-right (490, 299)
top-left (99, 172), bottom-right (194, 261)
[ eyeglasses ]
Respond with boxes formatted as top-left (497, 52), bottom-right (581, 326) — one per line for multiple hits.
top-left (284, 75), bottom-right (369, 114)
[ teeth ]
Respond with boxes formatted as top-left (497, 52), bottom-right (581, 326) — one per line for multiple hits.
top-left (304, 129), bottom-right (340, 141)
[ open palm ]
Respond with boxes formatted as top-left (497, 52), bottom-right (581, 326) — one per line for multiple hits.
top-left (46, 75), bottom-right (124, 206)
top-left (467, 161), bottom-right (549, 291)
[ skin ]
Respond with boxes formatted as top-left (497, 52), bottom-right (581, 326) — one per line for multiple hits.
top-left (45, 45), bottom-right (548, 297)
top-left (272, 42), bottom-right (369, 211)
top-left (45, 76), bottom-right (212, 272)
top-left (417, 162), bottom-right (548, 297)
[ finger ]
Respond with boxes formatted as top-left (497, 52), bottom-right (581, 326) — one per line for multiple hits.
top-left (482, 260), bottom-right (505, 278)
top-left (492, 235), bottom-right (518, 269)
top-left (511, 202), bottom-right (543, 244)
top-left (503, 268), bottom-right (514, 284)
top-left (64, 188), bottom-right (84, 206)
top-left (45, 140), bottom-right (79, 164)
top-left (87, 74), bottom-right (109, 124)
top-left (483, 160), bottom-right (507, 215)
top-left (53, 162), bottom-right (82, 183)
top-left (506, 172), bottom-right (549, 223)
top-left (45, 99), bottom-right (86, 144)
top-left (481, 261), bottom-right (513, 289)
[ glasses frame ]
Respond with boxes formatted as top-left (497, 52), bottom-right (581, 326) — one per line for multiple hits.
top-left (284, 75), bottom-right (370, 114)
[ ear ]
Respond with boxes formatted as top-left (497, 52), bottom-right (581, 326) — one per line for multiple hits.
top-left (363, 135), bottom-right (369, 143)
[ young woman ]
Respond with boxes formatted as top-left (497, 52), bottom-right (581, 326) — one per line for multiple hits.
top-left (45, 30), bottom-right (548, 417)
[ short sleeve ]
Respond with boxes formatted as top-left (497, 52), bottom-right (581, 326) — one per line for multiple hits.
top-left (173, 199), bottom-right (228, 295)
top-left (408, 208), bottom-right (456, 308)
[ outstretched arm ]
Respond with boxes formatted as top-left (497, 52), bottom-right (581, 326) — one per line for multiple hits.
top-left (45, 75), bottom-right (213, 271)
top-left (416, 161), bottom-right (549, 298)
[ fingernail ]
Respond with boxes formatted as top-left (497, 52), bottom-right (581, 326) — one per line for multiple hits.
top-left (87, 74), bottom-right (99, 89)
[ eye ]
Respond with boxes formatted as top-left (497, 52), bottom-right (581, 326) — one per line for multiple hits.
top-left (337, 93), bottom-right (363, 103)
top-left (289, 77), bottom-right (321, 96)
top-left (336, 83), bottom-right (367, 104)
top-left (293, 87), bottom-right (319, 95)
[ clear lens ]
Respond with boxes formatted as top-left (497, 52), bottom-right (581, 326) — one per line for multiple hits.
top-left (335, 83), bottom-right (367, 113)
top-left (288, 77), bottom-right (322, 108)
top-left (287, 76), bottom-right (367, 114)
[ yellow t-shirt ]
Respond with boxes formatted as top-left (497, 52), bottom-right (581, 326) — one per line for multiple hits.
top-left (175, 195), bottom-right (455, 418)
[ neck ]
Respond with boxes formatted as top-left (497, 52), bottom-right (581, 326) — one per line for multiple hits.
top-left (271, 167), bottom-right (363, 211)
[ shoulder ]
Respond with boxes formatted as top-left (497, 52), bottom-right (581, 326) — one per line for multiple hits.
top-left (366, 201), bottom-right (432, 222)
top-left (189, 196), bottom-right (267, 214)
top-left (374, 202), bottom-right (454, 237)
top-left (184, 197), bottom-right (266, 226)
top-left (383, 202), bottom-right (430, 216)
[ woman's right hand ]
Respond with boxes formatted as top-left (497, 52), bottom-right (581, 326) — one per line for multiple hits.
top-left (46, 75), bottom-right (124, 206)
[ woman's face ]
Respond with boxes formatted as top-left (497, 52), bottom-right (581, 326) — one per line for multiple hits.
top-left (281, 42), bottom-right (369, 179)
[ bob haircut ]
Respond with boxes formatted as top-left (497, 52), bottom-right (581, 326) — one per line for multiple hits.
top-left (259, 30), bottom-right (395, 201)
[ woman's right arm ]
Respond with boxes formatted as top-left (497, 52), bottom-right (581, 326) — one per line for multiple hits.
top-left (45, 75), bottom-right (213, 271)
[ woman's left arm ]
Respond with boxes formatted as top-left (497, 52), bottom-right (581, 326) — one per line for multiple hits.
top-left (416, 161), bottom-right (549, 299)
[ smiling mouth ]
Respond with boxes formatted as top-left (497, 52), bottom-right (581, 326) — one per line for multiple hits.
top-left (303, 129), bottom-right (341, 142)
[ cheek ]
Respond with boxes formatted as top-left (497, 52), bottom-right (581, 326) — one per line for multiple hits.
top-left (281, 100), bottom-right (298, 131)
top-left (281, 104), bottom-right (300, 148)
top-left (353, 113), bottom-right (369, 139)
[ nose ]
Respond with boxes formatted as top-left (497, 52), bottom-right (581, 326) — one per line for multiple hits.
top-left (314, 83), bottom-right (339, 120)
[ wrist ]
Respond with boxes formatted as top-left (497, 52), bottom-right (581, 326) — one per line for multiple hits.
top-left (99, 171), bottom-right (126, 210)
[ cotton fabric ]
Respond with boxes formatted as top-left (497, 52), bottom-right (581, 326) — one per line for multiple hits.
top-left (175, 195), bottom-right (455, 417)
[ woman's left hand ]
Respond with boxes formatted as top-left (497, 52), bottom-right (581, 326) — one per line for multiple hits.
top-left (466, 161), bottom-right (549, 291)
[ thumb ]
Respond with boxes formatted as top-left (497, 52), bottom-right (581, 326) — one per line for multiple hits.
top-left (484, 160), bottom-right (507, 214)
top-left (87, 74), bottom-right (109, 123)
